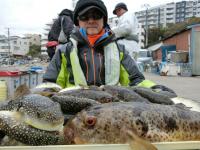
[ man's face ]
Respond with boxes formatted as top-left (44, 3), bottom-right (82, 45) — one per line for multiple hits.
top-left (78, 8), bottom-right (104, 35)
top-left (115, 8), bottom-right (126, 17)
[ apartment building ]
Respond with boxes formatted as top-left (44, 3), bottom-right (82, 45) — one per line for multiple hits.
top-left (108, 17), bottom-right (118, 28)
top-left (135, 0), bottom-right (200, 28)
top-left (0, 36), bottom-right (30, 56)
top-left (41, 22), bottom-right (53, 55)
top-left (24, 34), bottom-right (41, 46)
top-left (193, 0), bottom-right (200, 17)
top-left (72, 0), bottom-right (78, 9)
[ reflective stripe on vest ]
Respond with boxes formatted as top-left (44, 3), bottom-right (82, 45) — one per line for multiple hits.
top-left (70, 38), bottom-right (87, 86)
top-left (137, 79), bottom-right (156, 88)
top-left (104, 42), bottom-right (120, 85)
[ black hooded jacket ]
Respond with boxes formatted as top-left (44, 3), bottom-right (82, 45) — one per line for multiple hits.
top-left (48, 9), bottom-right (74, 43)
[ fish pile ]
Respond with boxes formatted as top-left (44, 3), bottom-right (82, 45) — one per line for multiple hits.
top-left (0, 83), bottom-right (200, 150)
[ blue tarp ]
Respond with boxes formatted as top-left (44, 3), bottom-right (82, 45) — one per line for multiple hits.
top-left (29, 66), bottom-right (43, 72)
top-left (161, 45), bottom-right (176, 62)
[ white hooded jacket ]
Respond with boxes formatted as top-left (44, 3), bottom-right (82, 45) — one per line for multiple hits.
top-left (112, 11), bottom-right (140, 59)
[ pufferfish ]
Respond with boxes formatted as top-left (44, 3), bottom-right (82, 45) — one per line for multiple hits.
top-left (0, 84), bottom-right (65, 146)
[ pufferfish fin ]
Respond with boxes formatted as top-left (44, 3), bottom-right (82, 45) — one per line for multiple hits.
top-left (121, 128), bottom-right (157, 150)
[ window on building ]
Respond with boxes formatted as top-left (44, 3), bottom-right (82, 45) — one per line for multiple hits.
top-left (1, 40), bottom-right (7, 43)
top-left (1, 46), bottom-right (9, 49)
top-left (14, 46), bottom-right (20, 50)
top-left (13, 41), bottom-right (17, 44)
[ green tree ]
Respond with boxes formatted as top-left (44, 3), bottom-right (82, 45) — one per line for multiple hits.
top-left (147, 17), bottom-right (200, 46)
top-left (27, 44), bottom-right (41, 57)
top-left (164, 17), bottom-right (200, 37)
top-left (148, 27), bottom-right (166, 46)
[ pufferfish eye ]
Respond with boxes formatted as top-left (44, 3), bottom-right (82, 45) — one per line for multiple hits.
top-left (84, 116), bottom-right (97, 127)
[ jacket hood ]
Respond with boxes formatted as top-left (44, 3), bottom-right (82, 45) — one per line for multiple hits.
top-left (59, 9), bottom-right (73, 20)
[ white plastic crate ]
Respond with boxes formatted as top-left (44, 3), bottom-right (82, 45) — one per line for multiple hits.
top-left (20, 73), bottom-right (30, 88)
top-left (0, 142), bottom-right (200, 150)
top-left (29, 72), bottom-right (37, 89)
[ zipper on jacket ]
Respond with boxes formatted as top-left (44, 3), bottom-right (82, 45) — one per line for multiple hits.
top-left (98, 53), bottom-right (102, 83)
top-left (91, 48), bottom-right (96, 85)
top-left (79, 31), bottom-right (111, 85)
top-left (84, 51), bottom-right (89, 81)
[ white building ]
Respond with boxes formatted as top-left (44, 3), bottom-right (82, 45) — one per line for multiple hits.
top-left (0, 35), bottom-right (9, 57)
top-left (24, 34), bottom-right (41, 46)
top-left (72, 0), bottom-right (78, 9)
top-left (135, 0), bottom-right (200, 28)
top-left (193, 0), bottom-right (200, 17)
top-left (0, 36), bottom-right (30, 57)
top-left (138, 23), bottom-right (145, 48)
top-left (41, 22), bottom-right (54, 55)
top-left (108, 17), bottom-right (118, 28)
top-left (164, 2), bottom-right (176, 26)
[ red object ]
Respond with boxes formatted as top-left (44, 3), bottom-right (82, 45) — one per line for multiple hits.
top-left (0, 71), bottom-right (21, 77)
top-left (46, 41), bottom-right (58, 48)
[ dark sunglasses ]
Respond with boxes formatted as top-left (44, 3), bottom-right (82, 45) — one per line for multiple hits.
top-left (78, 12), bottom-right (103, 21)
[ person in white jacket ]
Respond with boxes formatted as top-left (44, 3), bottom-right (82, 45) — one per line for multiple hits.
top-left (112, 2), bottom-right (140, 60)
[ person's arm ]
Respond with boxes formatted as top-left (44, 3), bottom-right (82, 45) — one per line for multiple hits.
top-left (62, 16), bottom-right (74, 38)
top-left (120, 47), bottom-right (145, 86)
top-left (43, 49), bottom-right (62, 83)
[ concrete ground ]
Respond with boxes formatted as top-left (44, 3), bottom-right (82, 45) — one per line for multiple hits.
top-left (144, 72), bottom-right (200, 102)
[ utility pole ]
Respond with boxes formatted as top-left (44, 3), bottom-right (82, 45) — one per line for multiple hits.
top-left (142, 4), bottom-right (150, 48)
top-left (6, 28), bottom-right (11, 65)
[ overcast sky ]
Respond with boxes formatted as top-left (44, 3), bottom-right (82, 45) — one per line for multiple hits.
top-left (0, 0), bottom-right (180, 36)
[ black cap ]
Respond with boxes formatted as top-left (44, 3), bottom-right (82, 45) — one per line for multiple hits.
top-left (113, 2), bottom-right (128, 15)
top-left (73, 0), bottom-right (108, 26)
top-left (78, 6), bottom-right (105, 17)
